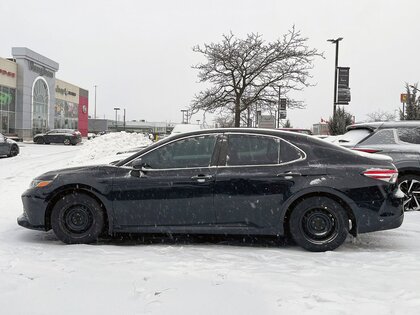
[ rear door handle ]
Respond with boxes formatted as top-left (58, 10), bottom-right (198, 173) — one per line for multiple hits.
top-left (277, 172), bottom-right (302, 177)
top-left (191, 174), bottom-right (213, 182)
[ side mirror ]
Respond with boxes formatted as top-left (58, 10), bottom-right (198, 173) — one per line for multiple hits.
top-left (131, 159), bottom-right (150, 170)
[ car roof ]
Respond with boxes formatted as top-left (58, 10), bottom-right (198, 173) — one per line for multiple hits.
top-left (347, 120), bottom-right (420, 131)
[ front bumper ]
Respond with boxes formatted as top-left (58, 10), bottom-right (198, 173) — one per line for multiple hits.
top-left (17, 213), bottom-right (46, 231)
top-left (18, 190), bottom-right (49, 231)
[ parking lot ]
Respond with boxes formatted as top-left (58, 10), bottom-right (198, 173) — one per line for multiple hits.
top-left (0, 139), bottom-right (419, 314)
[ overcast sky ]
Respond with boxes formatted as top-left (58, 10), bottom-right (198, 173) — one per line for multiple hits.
top-left (1, 0), bottom-right (419, 128)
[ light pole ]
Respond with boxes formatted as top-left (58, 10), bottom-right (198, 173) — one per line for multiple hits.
top-left (94, 85), bottom-right (97, 119)
top-left (327, 37), bottom-right (343, 117)
top-left (113, 107), bottom-right (120, 131)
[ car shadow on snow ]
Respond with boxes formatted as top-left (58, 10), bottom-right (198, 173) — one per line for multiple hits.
top-left (17, 229), bottom-right (405, 252)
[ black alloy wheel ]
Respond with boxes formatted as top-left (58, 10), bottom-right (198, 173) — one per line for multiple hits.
top-left (399, 174), bottom-right (420, 211)
top-left (63, 138), bottom-right (71, 145)
top-left (36, 137), bottom-right (44, 144)
top-left (51, 193), bottom-right (105, 244)
top-left (8, 145), bottom-right (19, 157)
top-left (289, 196), bottom-right (349, 252)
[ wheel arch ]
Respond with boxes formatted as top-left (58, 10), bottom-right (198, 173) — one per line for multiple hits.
top-left (45, 185), bottom-right (112, 235)
top-left (281, 188), bottom-right (358, 237)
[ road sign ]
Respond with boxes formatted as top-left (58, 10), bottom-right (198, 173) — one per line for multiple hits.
top-left (401, 93), bottom-right (408, 103)
top-left (259, 115), bottom-right (276, 128)
top-left (279, 98), bottom-right (287, 110)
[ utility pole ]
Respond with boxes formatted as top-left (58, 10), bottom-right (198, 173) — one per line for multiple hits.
top-left (113, 107), bottom-right (120, 131)
top-left (123, 108), bottom-right (126, 131)
top-left (94, 85), bottom-right (97, 119)
top-left (327, 37), bottom-right (343, 117)
top-left (277, 86), bottom-right (281, 128)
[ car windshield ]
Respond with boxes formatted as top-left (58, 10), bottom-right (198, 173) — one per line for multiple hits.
top-left (335, 128), bottom-right (372, 146)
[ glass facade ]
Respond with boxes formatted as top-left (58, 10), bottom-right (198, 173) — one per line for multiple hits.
top-left (32, 79), bottom-right (49, 135)
top-left (0, 85), bottom-right (16, 134)
top-left (54, 99), bottom-right (78, 130)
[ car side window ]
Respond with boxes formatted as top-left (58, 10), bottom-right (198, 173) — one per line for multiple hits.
top-left (397, 128), bottom-right (420, 144)
top-left (280, 139), bottom-right (305, 163)
top-left (361, 129), bottom-right (397, 145)
top-left (137, 135), bottom-right (217, 169)
top-left (227, 134), bottom-right (280, 166)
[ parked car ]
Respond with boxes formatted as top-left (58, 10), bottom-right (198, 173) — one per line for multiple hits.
top-left (335, 121), bottom-right (420, 211)
top-left (33, 129), bottom-right (82, 145)
top-left (0, 133), bottom-right (19, 157)
top-left (18, 128), bottom-right (403, 251)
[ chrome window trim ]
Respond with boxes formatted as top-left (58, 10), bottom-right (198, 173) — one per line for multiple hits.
top-left (122, 131), bottom-right (307, 171)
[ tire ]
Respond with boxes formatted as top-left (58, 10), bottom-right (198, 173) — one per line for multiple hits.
top-left (7, 144), bottom-right (19, 157)
top-left (398, 174), bottom-right (420, 211)
top-left (36, 137), bottom-right (44, 144)
top-left (63, 138), bottom-right (71, 145)
top-left (51, 193), bottom-right (105, 244)
top-left (289, 196), bottom-right (349, 252)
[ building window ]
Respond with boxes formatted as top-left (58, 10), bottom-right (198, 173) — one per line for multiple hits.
top-left (0, 86), bottom-right (16, 134)
top-left (32, 78), bottom-right (49, 135)
top-left (54, 99), bottom-right (78, 130)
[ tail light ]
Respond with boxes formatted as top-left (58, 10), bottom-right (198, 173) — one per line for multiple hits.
top-left (353, 148), bottom-right (382, 153)
top-left (362, 168), bottom-right (398, 184)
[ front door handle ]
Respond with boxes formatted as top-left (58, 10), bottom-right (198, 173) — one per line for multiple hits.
top-left (277, 172), bottom-right (302, 177)
top-left (191, 174), bottom-right (213, 182)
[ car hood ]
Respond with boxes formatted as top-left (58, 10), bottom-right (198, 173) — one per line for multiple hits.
top-left (5, 138), bottom-right (17, 145)
top-left (35, 165), bottom-right (117, 180)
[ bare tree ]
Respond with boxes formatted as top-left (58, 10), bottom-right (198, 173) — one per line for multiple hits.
top-left (191, 27), bottom-right (323, 127)
top-left (366, 109), bottom-right (396, 122)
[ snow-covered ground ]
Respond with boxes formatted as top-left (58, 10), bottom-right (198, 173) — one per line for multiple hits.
top-left (0, 133), bottom-right (419, 314)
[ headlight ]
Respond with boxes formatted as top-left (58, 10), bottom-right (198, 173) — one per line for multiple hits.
top-left (30, 179), bottom-right (53, 188)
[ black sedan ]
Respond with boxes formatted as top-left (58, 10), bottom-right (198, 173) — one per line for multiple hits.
top-left (33, 129), bottom-right (82, 145)
top-left (18, 128), bottom-right (404, 251)
top-left (0, 133), bottom-right (19, 157)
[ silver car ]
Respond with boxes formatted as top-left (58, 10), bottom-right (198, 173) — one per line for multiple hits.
top-left (336, 121), bottom-right (420, 211)
top-left (0, 133), bottom-right (19, 157)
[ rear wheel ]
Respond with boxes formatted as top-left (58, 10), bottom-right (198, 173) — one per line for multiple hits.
top-left (289, 196), bottom-right (349, 252)
top-left (63, 138), bottom-right (71, 145)
top-left (8, 144), bottom-right (19, 157)
top-left (51, 193), bottom-right (105, 244)
top-left (399, 174), bottom-right (420, 211)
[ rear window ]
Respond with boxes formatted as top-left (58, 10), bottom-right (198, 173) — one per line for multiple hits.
top-left (336, 129), bottom-right (371, 146)
top-left (397, 128), bottom-right (420, 144)
top-left (360, 129), bottom-right (396, 145)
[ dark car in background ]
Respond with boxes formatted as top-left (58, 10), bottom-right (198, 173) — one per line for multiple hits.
top-left (335, 121), bottom-right (420, 211)
top-left (0, 133), bottom-right (19, 157)
top-left (33, 129), bottom-right (82, 145)
top-left (18, 128), bottom-right (403, 252)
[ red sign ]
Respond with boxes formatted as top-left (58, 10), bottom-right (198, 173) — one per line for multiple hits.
top-left (0, 68), bottom-right (16, 77)
top-left (401, 93), bottom-right (408, 103)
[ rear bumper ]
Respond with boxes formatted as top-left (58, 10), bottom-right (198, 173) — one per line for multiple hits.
top-left (356, 191), bottom-right (404, 234)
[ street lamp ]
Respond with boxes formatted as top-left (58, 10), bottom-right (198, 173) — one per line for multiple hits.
top-left (327, 37), bottom-right (343, 117)
top-left (113, 107), bottom-right (120, 131)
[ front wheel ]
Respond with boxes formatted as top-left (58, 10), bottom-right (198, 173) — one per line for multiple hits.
top-left (289, 196), bottom-right (349, 252)
top-left (398, 174), bottom-right (420, 211)
top-left (63, 138), bottom-right (71, 145)
top-left (8, 144), bottom-right (19, 157)
top-left (51, 193), bottom-right (105, 244)
top-left (36, 137), bottom-right (44, 144)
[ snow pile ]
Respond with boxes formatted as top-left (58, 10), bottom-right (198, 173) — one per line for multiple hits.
top-left (68, 132), bottom-right (152, 166)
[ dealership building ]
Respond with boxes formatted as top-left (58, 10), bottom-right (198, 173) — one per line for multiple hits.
top-left (0, 47), bottom-right (89, 140)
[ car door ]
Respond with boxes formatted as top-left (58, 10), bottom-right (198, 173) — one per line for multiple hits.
top-left (112, 133), bottom-right (222, 229)
top-left (214, 133), bottom-right (305, 230)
